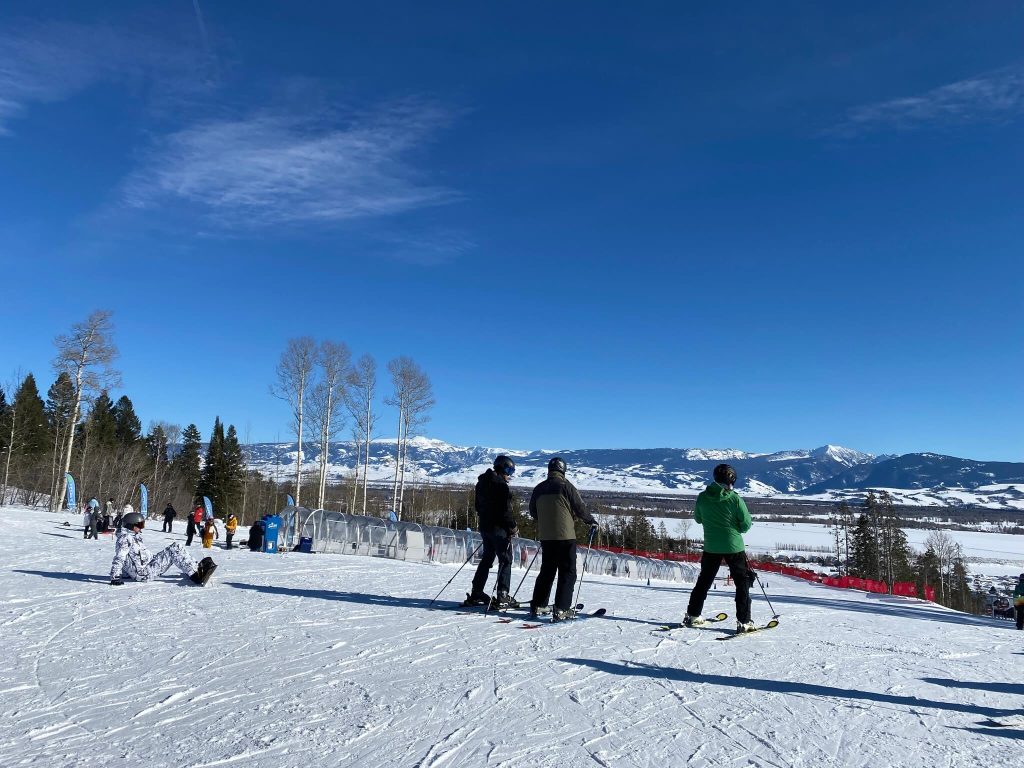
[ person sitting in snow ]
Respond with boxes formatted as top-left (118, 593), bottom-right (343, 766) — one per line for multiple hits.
top-left (109, 512), bottom-right (216, 586)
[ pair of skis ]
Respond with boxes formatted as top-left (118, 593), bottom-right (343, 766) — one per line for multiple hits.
top-left (654, 612), bottom-right (780, 639)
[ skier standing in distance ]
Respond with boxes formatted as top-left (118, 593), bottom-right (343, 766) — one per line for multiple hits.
top-left (463, 455), bottom-right (519, 609)
top-left (109, 512), bottom-right (216, 586)
top-left (185, 503), bottom-right (202, 546)
top-left (529, 457), bottom-right (598, 622)
top-left (225, 512), bottom-right (238, 550)
top-left (1014, 573), bottom-right (1024, 630)
top-left (684, 463), bottom-right (757, 633)
top-left (162, 503), bottom-right (177, 533)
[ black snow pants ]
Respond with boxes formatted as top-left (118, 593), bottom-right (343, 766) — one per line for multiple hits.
top-left (185, 522), bottom-right (196, 546)
top-left (470, 528), bottom-right (513, 597)
top-left (532, 539), bottom-right (578, 612)
top-left (687, 550), bottom-right (753, 624)
top-left (1016, 604), bottom-right (1023, 631)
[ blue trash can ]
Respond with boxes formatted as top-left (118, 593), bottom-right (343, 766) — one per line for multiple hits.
top-left (297, 536), bottom-right (313, 553)
top-left (262, 515), bottom-right (282, 553)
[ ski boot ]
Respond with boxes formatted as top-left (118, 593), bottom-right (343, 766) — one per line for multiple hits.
top-left (529, 604), bottom-right (552, 619)
top-left (736, 620), bottom-right (756, 633)
top-left (551, 607), bottom-right (577, 623)
top-left (490, 592), bottom-right (520, 610)
top-left (460, 591), bottom-right (490, 607)
top-left (683, 614), bottom-right (706, 627)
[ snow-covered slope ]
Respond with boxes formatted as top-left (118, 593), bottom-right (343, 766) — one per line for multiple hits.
top-left (2, 505), bottom-right (1022, 767)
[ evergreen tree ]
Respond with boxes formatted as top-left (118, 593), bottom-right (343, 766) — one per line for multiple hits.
top-left (0, 386), bottom-right (8, 456)
top-left (45, 373), bottom-right (76, 434)
top-left (12, 374), bottom-right (49, 455)
top-left (86, 391), bottom-right (118, 449)
top-left (222, 424), bottom-right (246, 514)
top-left (112, 395), bottom-right (142, 445)
top-left (173, 423), bottom-right (203, 495)
top-left (849, 514), bottom-right (879, 579)
top-left (198, 418), bottom-right (226, 516)
top-left (915, 546), bottom-right (941, 599)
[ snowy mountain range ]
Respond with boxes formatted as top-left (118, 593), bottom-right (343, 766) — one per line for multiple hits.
top-left (244, 438), bottom-right (1024, 510)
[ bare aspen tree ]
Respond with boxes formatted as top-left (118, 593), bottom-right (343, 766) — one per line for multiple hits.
top-left (271, 336), bottom-right (317, 532)
top-left (348, 423), bottom-right (361, 513)
top-left (309, 340), bottom-right (352, 510)
top-left (395, 359), bottom-right (434, 520)
top-left (925, 529), bottom-right (957, 602)
top-left (346, 355), bottom-right (378, 515)
top-left (51, 311), bottom-right (119, 512)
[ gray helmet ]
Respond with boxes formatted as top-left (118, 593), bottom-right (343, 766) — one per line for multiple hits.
top-left (122, 512), bottom-right (146, 529)
top-left (713, 463), bottom-right (737, 486)
top-left (548, 456), bottom-right (567, 474)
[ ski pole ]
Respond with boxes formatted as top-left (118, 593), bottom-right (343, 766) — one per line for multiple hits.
top-left (572, 525), bottom-right (597, 611)
top-left (506, 544), bottom-right (540, 614)
top-left (745, 553), bottom-right (779, 619)
top-left (429, 543), bottom-right (482, 607)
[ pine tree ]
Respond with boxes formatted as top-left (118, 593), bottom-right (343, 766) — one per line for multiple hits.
top-left (0, 386), bottom-right (8, 456)
top-left (112, 395), bottom-right (142, 445)
top-left (12, 374), bottom-right (49, 455)
top-left (222, 424), bottom-right (246, 515)
top-left (87, 391), bottom-right (118, 449)
top-left (173, 424), bottom-right (203, 495)
top-left (198, 418), bottom-right (225, 516)
top-left (915, 546), bottom-right (941, 599)
top-left (45, 374), bottom-right (76, 433)
top-left (849, 514), bottom-right (879, 579)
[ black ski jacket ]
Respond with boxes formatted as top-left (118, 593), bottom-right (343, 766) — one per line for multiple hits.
top-left (475, 468), bottom-right (516, 533)
top-left (163, 505), bottom-right (176, 522)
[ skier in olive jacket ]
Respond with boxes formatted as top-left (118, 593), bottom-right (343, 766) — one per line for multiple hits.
top-left (463, 455), bottom-right (519, 608)
top-left (529, 457), bottom-right (597, 622)
top-left (684, 463), bottom-right (756, 632)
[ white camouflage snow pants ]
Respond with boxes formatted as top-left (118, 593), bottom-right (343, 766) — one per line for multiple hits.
top-left (144, 542), bottom-right (199, 580)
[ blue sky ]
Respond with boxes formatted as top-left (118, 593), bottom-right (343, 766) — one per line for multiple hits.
top-left (1, 2), bottom-right (1022, 460)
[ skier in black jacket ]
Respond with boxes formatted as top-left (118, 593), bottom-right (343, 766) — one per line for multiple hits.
top-left (463, 455), bottom-right (519, 609)
top-left (162, 503), bottom-right (177, 533)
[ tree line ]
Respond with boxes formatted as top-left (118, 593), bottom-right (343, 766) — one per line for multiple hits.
top-left (1, 312), bottom-right (436, 526)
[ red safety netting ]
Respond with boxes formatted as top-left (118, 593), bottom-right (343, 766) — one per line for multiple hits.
top-left (595, 546), bottom-right (935, 601)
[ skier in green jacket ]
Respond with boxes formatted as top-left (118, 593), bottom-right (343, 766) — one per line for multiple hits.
top-left (1014, 573), bottom-right (1024, 630)
top-left (684, 463), bottom-right (756, 632)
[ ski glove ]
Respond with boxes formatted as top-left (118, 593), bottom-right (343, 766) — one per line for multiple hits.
top-left (110, 579), bottom-right (124, 586)
top-left (589, 523), bottom-right (599, 537)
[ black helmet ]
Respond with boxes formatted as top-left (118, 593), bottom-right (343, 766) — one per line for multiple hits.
top-left (548, 456), bottom-right (567, 474)
top-left (493, 455), bottom-right (516, 477)
top-left (122, 512), bottom-right (146, 529)
top-left (713, 463), bottom-right (737, 486)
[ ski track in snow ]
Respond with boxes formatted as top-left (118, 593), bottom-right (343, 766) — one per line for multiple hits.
top-left (1, 507), bottom-right (1022, 768)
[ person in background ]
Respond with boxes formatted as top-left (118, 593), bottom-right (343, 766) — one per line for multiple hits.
top-left (83, 502), bottom-right (93, 539)
top-left (225, 512), bottom-right (238, 550)
top-left (89, 500), bottom-right (101, 541)
top-left (162, 503), bottom-right (177, 533)
top-left (1014, 573), bottom-right (1024, 631)
top-left (528, 456), bottom-right (597, 622)
top-left (115, 503), bottom-right (132, 531)
top-left (185, 504), bottom-right (201, 547)
top-left (104, 497), bottom-right (115, 531)
top-left (683, 463), bottom-right (756, 633)
top-left (202, 516), bottom-right (219, 549)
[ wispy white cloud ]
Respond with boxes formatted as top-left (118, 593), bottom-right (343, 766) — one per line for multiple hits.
top-left (0, 20), bottom-right (210, 134)
top-left (831, 67), bottom-right (1024, 136)
top-left (121, 101), bottom-right (458, 227)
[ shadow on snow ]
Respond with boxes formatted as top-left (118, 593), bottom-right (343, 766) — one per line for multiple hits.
top-left (557, 657), bottom-right (1021, 719)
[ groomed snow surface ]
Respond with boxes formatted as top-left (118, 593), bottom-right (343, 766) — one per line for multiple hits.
top-left (2, 506), bottom-right (1022, 768)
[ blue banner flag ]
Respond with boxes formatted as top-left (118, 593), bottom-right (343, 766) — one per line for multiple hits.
top-left (286, 494), bottom-right (295, 507)
top-left (202, 496), bottom-right (213, 519)
top-left (140, 484), bottom-right (149, 515)
top-left (65, 473), bottom-right (77, 510)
